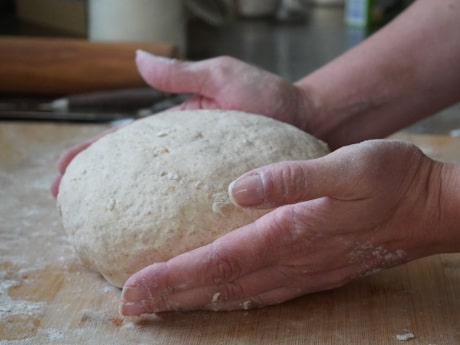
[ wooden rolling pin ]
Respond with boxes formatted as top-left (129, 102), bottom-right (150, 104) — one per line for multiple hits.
top-left (0, 36), bottom-right (178, 95)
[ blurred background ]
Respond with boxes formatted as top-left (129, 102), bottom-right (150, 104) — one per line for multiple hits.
top-left (0, 0), bottom-right (459, 133)
top-left (0, 0), bottom-right (411, 77)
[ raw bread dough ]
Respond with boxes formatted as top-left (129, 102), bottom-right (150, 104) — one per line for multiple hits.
top-left (57, 110), bottom-right (330, 287)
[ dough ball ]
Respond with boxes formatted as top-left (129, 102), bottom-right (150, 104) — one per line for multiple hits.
top-left (57, 110), bottom-right (330, 287)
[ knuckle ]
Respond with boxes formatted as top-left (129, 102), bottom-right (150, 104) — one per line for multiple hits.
top-left (213, 55), bottom-right (237, 66)
top-left (282, 162), bottom-right (307, 188)
top-left (192, 56), bottom-right (237, 94)
top-left (211, 282), bottom-right (246, 304)
top-left (259, 206), bottom-right (301, 251)
top-left (207, 56), bottom-right (248, 83)
top-left (157, 293), bottom-right (181, 312)
top-left (209, 56), bottom-right (233, 73)
top-left (205, 244), bottom-right (242, 284)
top-left (270, 206), bottom-right (297, 235)
top-left (263, 162), bottom-right (308, 205)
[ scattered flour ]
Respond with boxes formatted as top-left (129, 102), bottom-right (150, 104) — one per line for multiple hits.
top-left (241, 300), bottom-right (252, 310)
top-left (0, 279), bottom-right (45, 318)
top-left (211, 292), bottom-right (221, 303)
top-left (46, 328), bottom-right (64, 340)
top-left (396, 332), bottom-right (415, 341)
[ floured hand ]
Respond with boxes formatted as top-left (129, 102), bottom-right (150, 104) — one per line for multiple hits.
top-left (120, 140), bottom-right (455, 314)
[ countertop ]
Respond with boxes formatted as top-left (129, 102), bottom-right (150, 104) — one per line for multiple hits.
top-left (1, 121), bottom-right (460, 344)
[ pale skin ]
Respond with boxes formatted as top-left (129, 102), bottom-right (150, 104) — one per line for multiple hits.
top-left (51, 0), bottom-right (460, 314)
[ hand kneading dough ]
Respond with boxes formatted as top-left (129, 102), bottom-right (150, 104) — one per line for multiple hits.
top-left (57, 110), bottom-right (330, 287)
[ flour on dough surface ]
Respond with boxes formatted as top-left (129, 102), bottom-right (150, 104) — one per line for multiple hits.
top-left (57, 110), bottom-right (330, 287)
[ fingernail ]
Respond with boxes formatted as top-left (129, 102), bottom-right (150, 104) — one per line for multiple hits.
top-left (228, 174), bottom-right (265, 207)
top-left (119, 284), bottom-right (153, 316)
top-left (122, 282), bottom-right (150, 299)
top-left (119, 300), bottom-right (152, 316)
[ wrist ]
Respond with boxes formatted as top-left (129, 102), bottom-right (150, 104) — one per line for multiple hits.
top-left (417, 160), bottom-right (460, 255)
top-left (293, 80), bottom-right (328, 141)
top-left (293, 75), bottom-right (371, 149)
top-left (434, 162), bottom-right (460, 253)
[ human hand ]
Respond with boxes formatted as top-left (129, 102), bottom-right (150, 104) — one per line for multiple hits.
top-left (119, 140), bottom-right (447, 315)
top-left (50, 127), bottom-right (117, 197)
top-left (135, 50), bottom-right (313, 131)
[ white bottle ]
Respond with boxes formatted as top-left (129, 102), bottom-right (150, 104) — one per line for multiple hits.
top-left (88, 0), bottom-right (186, 55)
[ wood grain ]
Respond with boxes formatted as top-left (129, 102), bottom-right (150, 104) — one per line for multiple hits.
top-left (0, 123), bottom-right (459, 344)
top-left (0, 36), bottom-right (178, 95)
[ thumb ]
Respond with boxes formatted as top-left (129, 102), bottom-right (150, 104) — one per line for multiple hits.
top-left (228, 145), bottom-right (366, 209)
top-left (136, 50), bottom-right (213, 97)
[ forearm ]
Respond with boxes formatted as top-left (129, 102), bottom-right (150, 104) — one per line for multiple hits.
top-left (296, 0), bottom-right (460, 148)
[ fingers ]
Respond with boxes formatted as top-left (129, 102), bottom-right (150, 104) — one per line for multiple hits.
top-left (50, 174), bottom-right (62, 198)
top-left (135, 50), bottom-right (300, 117)
top-left (57, 141), bottom-right (92, 174)
top-left (120, 247), bottom-right (361, 315)
top-left (228, 146), bottom-right (361, 209)
top-left (57, 127), bottom-right (117, 175)
top-left (119, 199), bottom-right (364, 315)
top-left (120, 216), bottom-right (275, 313)
top-left (51, 142), bottom-right (93, 199)
top-left (119, 207), bottom-right (300, 315)
top-left (136, 50), bottom-right (213, 97)
top-left (227, 140), bottom-right (415, 209)
top-left (205, 262), bottom-right (360, 312)
top-left (51, 126), bottom-right (119, 198)
top-left (120, 265), bottom-right (287, 314)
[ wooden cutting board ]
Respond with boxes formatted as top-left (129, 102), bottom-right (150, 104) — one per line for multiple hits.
top-left (0, 122), bottom-right (459, 345)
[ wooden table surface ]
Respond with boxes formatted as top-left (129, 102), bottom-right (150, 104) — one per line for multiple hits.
top-left (1, 121), bottom-right (459, 345)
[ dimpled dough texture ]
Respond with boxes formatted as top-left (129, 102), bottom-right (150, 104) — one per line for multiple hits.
top-left (57, 110), bottom-right (330, 287)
